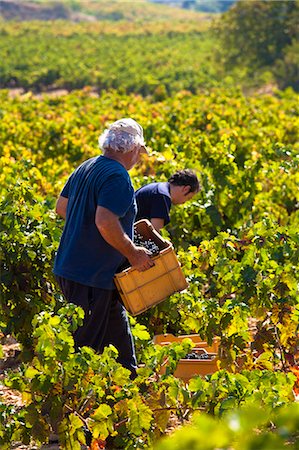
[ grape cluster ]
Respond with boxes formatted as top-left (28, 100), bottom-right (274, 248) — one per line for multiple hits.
top-left (134, 232), bottom-right (160, 256)
top-left (184, 352), bottom-right (214, 360)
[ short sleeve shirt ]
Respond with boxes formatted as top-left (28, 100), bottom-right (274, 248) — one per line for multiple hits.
top-left (54, 155), bottom-right (136, 289)
top-left (135, 182), bottom-right (172, 225)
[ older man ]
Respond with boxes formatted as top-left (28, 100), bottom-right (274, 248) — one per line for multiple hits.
top-left (54, 118), bottom-right (153, 376)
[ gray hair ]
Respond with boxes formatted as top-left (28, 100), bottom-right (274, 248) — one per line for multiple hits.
top-left (98, 118), bottom-right (146, 154)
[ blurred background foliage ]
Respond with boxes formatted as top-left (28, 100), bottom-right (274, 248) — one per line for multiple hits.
top-left (0, 0), bottom-right (298, 91)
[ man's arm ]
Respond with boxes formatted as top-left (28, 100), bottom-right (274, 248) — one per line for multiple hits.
top-left (56, 196), bottom-right (68, 219)
top-left (95, 206), bottom-right (154, 272)
top-left (150, 218), bottom-right (165, 232)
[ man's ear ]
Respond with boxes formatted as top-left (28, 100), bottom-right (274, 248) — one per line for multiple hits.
top-left (182, 185), bottom-right (191, 196)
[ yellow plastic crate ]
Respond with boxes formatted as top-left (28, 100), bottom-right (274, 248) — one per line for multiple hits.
top-left (154, 334), bottom-right (220, 381)
top-left (153, 333), bottom-right (219, 353)
top-left (172, 357), bottom-right (218, 381)
top-left (114, 220), bottom-right (188, 316)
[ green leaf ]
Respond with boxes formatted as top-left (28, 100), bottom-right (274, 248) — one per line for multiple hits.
top-left (132, 323), bottom-right (151, 341)
top-left (112, 366), bottom-right (131, 386)
top-left (91, 421), bottom-right (109, 440)
top-left (91, 404), bottom-right (112, 421)
top-left (254, 352), bottom-right (273, 370)
top-left (49, 316), bottom-right (60, 326)
top-left (68, 413), bottom-right (84, 434)
top-left (24, 367), bottom-right (39, 378)
top-left (127, 398), bottom-right (152, 435)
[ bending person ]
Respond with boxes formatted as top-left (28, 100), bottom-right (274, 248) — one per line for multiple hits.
top-left (135, 169), bottom-right (200, 232)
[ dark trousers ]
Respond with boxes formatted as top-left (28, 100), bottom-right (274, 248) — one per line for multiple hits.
top-left (56, 276), bottom-right (137, 376)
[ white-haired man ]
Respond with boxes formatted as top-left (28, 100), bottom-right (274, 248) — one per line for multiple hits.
top-left (54, 118), bottom-right (153, 377)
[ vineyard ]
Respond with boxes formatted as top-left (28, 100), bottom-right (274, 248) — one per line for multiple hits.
top-left (0, 21), bottom-right (223, 94)
top-left (1, 4), bottom-right (299, 449)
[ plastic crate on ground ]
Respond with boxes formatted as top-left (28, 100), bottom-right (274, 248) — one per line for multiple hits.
top-left (154, 333), bottom-right (220, 381)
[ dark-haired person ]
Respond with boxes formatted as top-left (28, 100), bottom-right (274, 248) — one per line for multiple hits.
top-left (54, 118), bottom-right (154, 377)
top-left (135, 169), bottom-right (200, 232)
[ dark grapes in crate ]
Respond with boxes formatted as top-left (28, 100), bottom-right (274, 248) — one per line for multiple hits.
top-left (134, 231), bottom-right (160, 256)
top-left (116, 230), bottom-right (160, 272)
top-left (184, 349), bottom-right (216, 360)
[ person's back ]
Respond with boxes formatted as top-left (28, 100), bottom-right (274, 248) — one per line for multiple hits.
top-left (54, 155), bottom-right (135, 289)
top-left (135, 181), bottom-right (172, 227)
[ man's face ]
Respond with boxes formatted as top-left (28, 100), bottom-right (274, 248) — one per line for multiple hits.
top-left (126, 146), bottom-right (144, 170)
top-left (173, 185), bottom-right (196, 205)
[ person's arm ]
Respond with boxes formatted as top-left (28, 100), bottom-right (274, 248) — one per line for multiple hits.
top-left (95, 206), bottom-right (154, 272)
top-left (56, 195), bottom-right (68, 219)
top-left (150, 218), bottom-right (165, 233)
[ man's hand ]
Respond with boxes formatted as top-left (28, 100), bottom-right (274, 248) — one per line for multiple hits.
top-left (127, 246), bottom-right (155, 272)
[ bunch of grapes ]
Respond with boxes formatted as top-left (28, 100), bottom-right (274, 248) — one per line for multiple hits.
top-left (184, 352), bottom-right (214, 360)
top-left (134, 232), bottom-right (160, 256)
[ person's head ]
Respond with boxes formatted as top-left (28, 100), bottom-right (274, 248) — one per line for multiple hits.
top-left (168, 169), bottom-right (200, 205)
top-left (98, 118), bottom-right (148, 170)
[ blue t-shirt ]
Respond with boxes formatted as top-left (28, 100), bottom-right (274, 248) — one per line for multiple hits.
top-left (54, 155), bottom-right (136, 289)
top-left (135, 182), bottom-right (172, 225)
